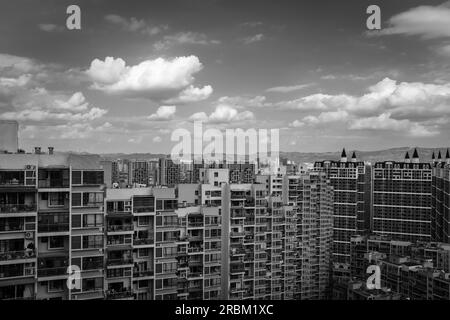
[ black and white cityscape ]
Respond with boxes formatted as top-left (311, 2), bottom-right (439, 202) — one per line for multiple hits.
top-left (1, 0), bottom-right (450, 302)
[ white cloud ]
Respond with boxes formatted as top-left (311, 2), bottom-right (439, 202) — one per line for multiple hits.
top-left (240, 21), bottom-right (263, 27)
top-left (148, 105), bottom-right (176, 121)
top-left (436, 44), bottom-right (450, 57)
top-left (303, 110), bottom-right (350, 125)
top-left (375, 2), bottom-right (450, 39)
top-left (38, 24), bottom-right (64, 32)
top-left (266, 83), bottom-right (314, 93)
top-left (154, 32), bottom-right (220, 51)
top-left (217, 95), bottom-right (269, 108)
top-left (242, 34), bottom-right (265, 44)
top-left (349, 113), bottom-right (438, 137)
top-left (289, 120), bottom-right (304, 128)
top-left (152, 136), bottom-right (162, 143)
top-left (105, 14), bottom-right (168, 35)
top-left (189, 105), bottom-right (254, 124)
top-left (86, 56), bottom-right (211, 101)
top-left (278, 77), bottom-right (450, 136)
top-left (164, 85), bottom-right (213, 103)
top-left (0, 54), bottom-right (107, 129)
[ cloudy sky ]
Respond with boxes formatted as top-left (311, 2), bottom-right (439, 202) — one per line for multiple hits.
top-left (1, 0), bottom-right (450, 153)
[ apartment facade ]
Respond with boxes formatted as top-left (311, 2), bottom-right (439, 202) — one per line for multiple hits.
top-left (432, 151), bottom-right (450, 243)
top-left (314, 150), bottom-right (367, 277)
top-left (372, 150), bottom-right (433, 243)
top-left (0, 152), bottom-right (105, 300)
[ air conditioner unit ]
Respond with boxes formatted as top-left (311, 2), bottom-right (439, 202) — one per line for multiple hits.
top-left (25, 231), bottom-right (34, 239)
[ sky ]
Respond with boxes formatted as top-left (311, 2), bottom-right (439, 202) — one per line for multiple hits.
top-left (0, 0), bottom-right (450, 154)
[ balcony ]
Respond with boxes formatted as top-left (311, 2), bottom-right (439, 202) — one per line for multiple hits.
top-left (107, 258), bottom-right (133, 266)
top-left (230, 262), bottom-right (245, 274)
top-left (107, 225), bottom-right (133, 232)
top-left (0, 250), bottom-right (35, 261)
top-left (230, 231), bottom-right (245, 238)
top-left (133, 269), bottom-right (154, 277)
top-left (188, 235), bottom-right (203, 242)
top-left (133, 206), bottom-right (154, 214)
top-left (37, 266), bottom-right (67, 277)
top-left (106, 289), bottom-right (133, 300)
top-left (133, 238), bottom-right (154, 246)
top-left (38, 223), bottom-right (69, 233)
top-left (0, 204), bottom-right (37, 215)
top-left (187, 246), bottom-right (203, 253)
top-left (38, 179), bottom-right (69, 189)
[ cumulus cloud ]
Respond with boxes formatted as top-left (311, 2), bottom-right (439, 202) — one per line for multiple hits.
top-left (105, 14), bottom-right (168, 35)
top-left (148, 105), bottom-right (176, 121)
top-left (164, 85), bottom-right (213, 103)
top-left (349, 113), bottom-right (438, 137)
top-left (374, 2), bottom-right (450, 39)
top-left (38, 24), bottom-right (64, 32)
top-left (0, 53), bottom-right (107, 135)
top-left (283, 77), bottom-right (450, 137)
top-left (189, 105), bottom-right (254, 124)
top-left (266, 83), bottom-right (315, 93)
top-left (86, 55), bottom-right (211, 101)
top-left (303, 110), bottom-right (350, 125)
top-left (242, 34), bottom-right (265, 44)
top-left (154, 32), bottom-right (220, 51)
top-left (289, 120), bottom-right (304, 128)
top-left (216, 95), bottom-right (269, 108)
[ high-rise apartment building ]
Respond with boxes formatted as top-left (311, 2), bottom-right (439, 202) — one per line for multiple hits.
top-left (372, 149), bottom-right (433, 243)
top-left (314, 149), bottom-right (368, 277)
top-left (158, 157), bottom-right (180, 187)
top-left (432, 150), bottom-right (450, 243)
top-left (0, 151), bottom-right (105, 300)
top-left (282, 172), bottom-right (334, 299)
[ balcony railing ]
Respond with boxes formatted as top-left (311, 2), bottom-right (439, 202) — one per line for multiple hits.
top-left (0, 224), bottom-right (24, 232)
top-left (188, 221), bottom-right (203, 228)
top-left (133, 270), bottom-right (154, 277)
top-left (107, 258), bottom-right (133, 266)
top-left (0, 179), bottom-right (25, 187)
top-left (0, 250), bottom-right (35, 261)
top-left (106, 290), bottom-right (133, 300)
top-left (133, 238), bottom-right (154, 246)
top-left (38, 223), bottom-right (69, 233)
top-left (38, 179), bottom-right (69, 189)
top-left (37, 266), bottom-right (67, 277)
top-left (133, 207), bottom-right (154, 213)
top-left (187, 246), bottom-right (203, 253)
top-left (0, 204), bottom-right (37, 214)
top-left (107, 225), bottom-right (133, 232)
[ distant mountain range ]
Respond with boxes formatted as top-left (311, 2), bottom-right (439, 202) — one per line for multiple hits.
top-left (81, 147), bottom-right (449, 165)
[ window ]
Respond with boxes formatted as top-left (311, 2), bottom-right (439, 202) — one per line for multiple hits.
top-left (72, 215), bottom-right (81, 228)
top-left (72, 236), bottom-right (81, 250)
top-left (48, 236), bottom-right (65, 249)
top-left (138, 216), bottom-right (150, 226)
top-left (48, 280), bottom-right (64, 293)
top-left (138, 248), bottom-right (149, 257)
top-left (82, 171), bottom-right (104, 185)
top-left (82, 256), bottom-right (103, 270)
top-left (82, 277), bottom-right (103, 292)
top-left (72, 193), bottom-right (82, 207)
top-left (49, 193), bottom-right (65, 207)
top-left (82, 235), bottom-right (103, 249)
top-left (72, 171), bottom-right (82, 185)
top-left (83, 214), bottom-right (103, 227)
top-left (214, 172), bottom-right (218, 177)
top-left (82, 193), bottom-right (104, 207)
